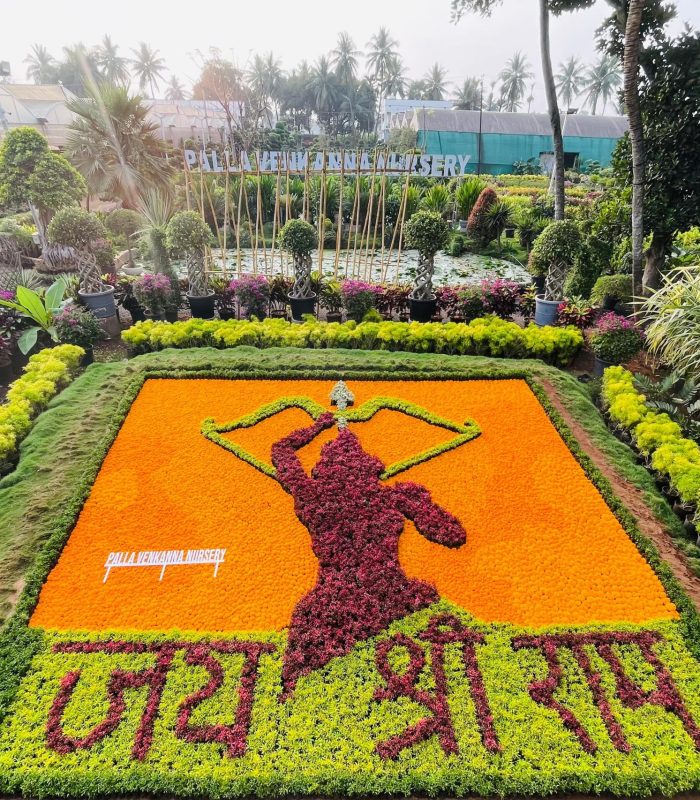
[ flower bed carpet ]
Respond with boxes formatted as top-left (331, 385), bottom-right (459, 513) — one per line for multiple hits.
top-left (1, 348), bottom-right (700, 797)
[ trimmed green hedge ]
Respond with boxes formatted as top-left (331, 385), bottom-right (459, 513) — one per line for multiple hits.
top-left (602, 366), bottom-right (700, 509)
top-left (0, 344), bottom-right (84, 471)
top-left (122, 316), bottom-right (583, 366)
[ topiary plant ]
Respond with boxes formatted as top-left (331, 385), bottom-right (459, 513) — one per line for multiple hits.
top-left (165, 211), bottom-right (212, 297)
top-left (278, 218), bottom-right (316, 300)
top-left (528, 220), bottom-right (583, 301)
top-left (403, 210), bottom-right (450, 301)
top-left (47, 208), bottom-right (107, 251)
top-left (591, 274), bottom-right (634, 308)
top-left (466, 187), bottom-right (498, 246)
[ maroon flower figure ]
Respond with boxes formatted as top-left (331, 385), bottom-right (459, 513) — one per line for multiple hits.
top-left (271, 412), bottom-right (466, 699)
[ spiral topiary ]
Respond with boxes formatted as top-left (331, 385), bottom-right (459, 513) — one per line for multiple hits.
top-left (278, 219), bottom-right (316, 299)
top-left (403, 210), bottom-right (450, 301)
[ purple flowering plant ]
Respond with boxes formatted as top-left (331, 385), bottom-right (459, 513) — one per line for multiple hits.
top-left (229, 274), bottom-right (270, 319)
top-left (133, 273), bottom-right (173, 317)
top-left (340, 280), bottom-right (383, 322)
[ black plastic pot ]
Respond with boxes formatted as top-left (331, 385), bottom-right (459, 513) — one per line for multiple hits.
top-left (593, 355), bottom-right (614, 377)
top-left (80, 346), bottom-right (94, 367)
top-left (218, 309), bottom-right (236, 321)
top-left (602, 295), bottom-right (618, 311)
top-left (0, 358), bottom-right (12, 385)
top-left (326, 311), bottom-right (342, 323)
top-left (10, 347), bottom-right (29, 376)
top-left (409, 297), bottom-right (437, 323)
top-left (289, 293), bottom-right (317, 322)
top-left (165, 309), bottom-right (179, 323)
top-left (187, 292), bottom-right (216, 320)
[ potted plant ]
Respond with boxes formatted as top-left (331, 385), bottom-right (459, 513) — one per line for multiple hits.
top-left (556, 296), bottom-right (596, 329)
top-left (340, 280), bottom-right (383, 323)
top-left (230, 274), bottom-right (270, 320)
top-left (133, 273), bottom-right (173, 320)
top-left (403, 210), bottom-right (450, 322)
top-left (54, 303), bottom-right (104, 365)
top-left (457, 285), bottom-right (487, 323)
top-left (115, 275), bottom-right (146, 324)
top-left (590, 274), bottom-right (633, 312)
top-left (277, 219), bottom-right (317, 322)
top-left (588, 312), bottom-right (645, 377)
top-left (320, 280), bottom-right (343, 322)
top-left (0, 335), bottom-right (11, 384)
top-left (0, 279), bottom-right (65, 354)
top-left (529, 220), bottom-right (583, 326)
top-left (268, 274), bottom-right (292, 319)
top-left (165, 211), bottom-right (215, 319)
top-left (211, 276), bottom-right (237, 320)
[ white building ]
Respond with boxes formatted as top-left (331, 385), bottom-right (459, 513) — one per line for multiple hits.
top-left (380, 97), bottom-right (453, 142)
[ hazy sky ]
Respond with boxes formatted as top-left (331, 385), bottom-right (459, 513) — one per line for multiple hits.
top-left (2, 0), bottom-right (698, 112)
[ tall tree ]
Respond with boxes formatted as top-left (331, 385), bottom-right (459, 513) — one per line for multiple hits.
top-left (583, 53), bottom-right (622, 114)
top-left (165, 76), bottom-right (188, 101)
top-left (130, 42), bottom-right (166, 98)
top-left (24, 44), bottom-right (56, 83)
top-left (498, 51), bottom-right (534, 111)
top-left (310, 56), bottom-right (339, 132)
top-left (366, 27), bottom-right (400, 128)
top-left (623, 0), bottom-right (644, 294)
top-left (332, 32), bottom-right (361, 83)
top-left (555, 55), bottom-right (585, 110)
top-left (422, 63), bottom-right (449, 101)
top-left (95, 35), bottom-right (130, 85)
top-left (452, 0), bottom-right (596, 221)
top-left (454, 76), bottom-right (482, 109)
top-left (192, 53), bottom-right (244, 138)
top-left (65, 84), bottom-right (172, 206)
top-left (56, 43), bottom-right (103, 96)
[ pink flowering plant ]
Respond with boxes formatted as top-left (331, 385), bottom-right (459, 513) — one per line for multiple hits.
top-left (230, 274), bottom-right (270, 319)
top-left (133, 273), bottom-right (173, 317)
top-left (481, 279), bottom-right (521, 318)
top-left (340, 280), bottom-right (383, 322)
top-left (54, 304), bottom-right (104, 348)
top-left (588, 312), bottom-right (645, 364)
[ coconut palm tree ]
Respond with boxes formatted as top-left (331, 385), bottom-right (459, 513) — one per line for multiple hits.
top-left (583, 54), bottom-right (622, 115)
top-left (498, 51), bottom-right (534, 112)
top-left (130, 42), bottom-right (166, 98)
top-left (246, 52), bottom-right (283, 123)
top-left (24, 44), bottom-right (56, 83)
top-left (385, 55), bottom-right (407, 99)
top-left (555, 56), bottom-right (585, 111)
top-left (95, 35), bottom-right (130, 86)
top-left (65, 84), bottom-right (172, 207)
top-left (454, 77), bottom-right (481, 110)
top-left (366, 27), bottom-right (400, 128)
top-left (310, 56), bottom-right (339, 132)
top-left (422, 63), bottom-right (449, 101)
top-left (165, 76), bottom-right (188, 101)
top-left (332, 32), bottom-right (361, 84)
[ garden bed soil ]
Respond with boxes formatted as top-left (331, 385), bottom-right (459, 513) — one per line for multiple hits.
top-left (542, 377), bottom-right (700, 610)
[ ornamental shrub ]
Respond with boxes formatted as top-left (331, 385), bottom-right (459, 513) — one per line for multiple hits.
top-left (165, 212), bottom-right (212, 256)
top-left (230, 274), bottom-right (270, 320)
top-left (47, 208), bottom-right (107, 250)
top-left (133, 273), bottom-right (173, 317)
top-left (54, 304), bottom-right (104, 348)
top-left (481, 279), bottom-right (520, 319)
top-left (591, 274), bottom-right (634, 307)
top-left (403, 211), bottom-right (450, 258)
top-left (277, 218), bottom-right (316, 256)
top-left (589, 313), bottom-right (645, 365)
top-left (528, 220), bottom-right (583, 278)
top-left (466, 187), bottom-right (498, 246)
top-left (341, 280), bottom-right (383, 322)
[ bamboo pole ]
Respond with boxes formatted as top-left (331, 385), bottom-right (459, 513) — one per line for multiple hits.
top-left (270, 156), bottom-right (282, 275)
top-left (318, 150), bottom-right (327, 283)
top-left (182, 152), bottom-right (193, 211)
top-left (223, 153), bottom-right (229, 279)
top-left (355, 149), bottom-right (377, 281)
top-left (235, 160), bottom-right (244, 277)
top-left (393, 153), bottom-right (415, 285)
top-left (385, 153), bottom-right (414, 284)
top-left (284, 159), bottom-right (291, 278)
top-left (241, 173), bottom-right (257, 274)
top-left (369, 150), bottom-right (388, 283)
top-left (348, 152), bottom-right (362, 279)
top-left (334, 149), bottom-right (345, 280)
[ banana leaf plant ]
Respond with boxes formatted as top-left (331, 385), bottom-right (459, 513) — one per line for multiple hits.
top-left (0, 279), bottom-right (65, 354)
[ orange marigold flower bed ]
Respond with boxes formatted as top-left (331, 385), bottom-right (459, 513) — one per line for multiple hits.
top-left (30, 378), bottom-right (677, 632)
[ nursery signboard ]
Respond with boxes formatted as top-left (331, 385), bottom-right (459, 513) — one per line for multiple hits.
top-left (1, 374), bottom-right (700, 798)
top-left (184, 148), bottom-right (473, 177)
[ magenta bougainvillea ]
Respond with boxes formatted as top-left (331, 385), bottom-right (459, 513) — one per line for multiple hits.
top-left (271, 412), bottom-right (467, 699)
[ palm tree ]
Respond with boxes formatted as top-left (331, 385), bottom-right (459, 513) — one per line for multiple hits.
top-left (95, 35), bottom-right (129, 85)
top-left (310, 56), bottom-right (339, 131)
top-left (366, 27), bottom-right (400, 128)
top-left (332, 32), bottom-right (361, 84)
top-left (24, 44), bottom-right (56, 83)
top-left (422, 63), bottom-right (449, 101)
top-left (454, 77), bottom-right (481, 110)
top-left (65, 84), bottom-right (173, 207)
top-left (384, 55), bottom-right (407, 99)
top-left (498, 51), bottom-right (534, 112)
top-left (130, 42), bottom-right (166, 98)
top-left (56, 43), bottom-right (103, 95)
top-left (526, 82), bottom-right (536, 112)
top-left (583, 54), bottom-right (622, 115)
top-left (246, 52), bottom-right (283, 123)
top-left (406, 80), bottom-right (426, 100)
top-left (165, 76), bottom-right (188, 101)
top-left (555, 56), bottom-right (585, 111)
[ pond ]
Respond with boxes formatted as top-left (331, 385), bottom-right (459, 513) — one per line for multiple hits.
top-left (170, 249), bottom-right (530, 286)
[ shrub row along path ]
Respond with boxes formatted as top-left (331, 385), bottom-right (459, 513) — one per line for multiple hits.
top-left (542, 378), bottom-right (700, 610)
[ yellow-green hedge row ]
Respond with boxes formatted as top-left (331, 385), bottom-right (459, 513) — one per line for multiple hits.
top-left (0, 345), bottom-right (84, 470)
top-left (602, 366), bottom-right (700, 508)
top-left (121, 316), bottom-right (583, 366)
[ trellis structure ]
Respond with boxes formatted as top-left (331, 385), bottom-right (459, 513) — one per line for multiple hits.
top-left (182, 149), bottom-right (419, 285)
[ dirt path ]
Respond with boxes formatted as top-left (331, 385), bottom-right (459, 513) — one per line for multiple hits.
top-left (542, 379), bottom-right (700, 610)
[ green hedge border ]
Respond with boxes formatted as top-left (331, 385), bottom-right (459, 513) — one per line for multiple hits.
top-left (1, 348), bottom-right (698, 741)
